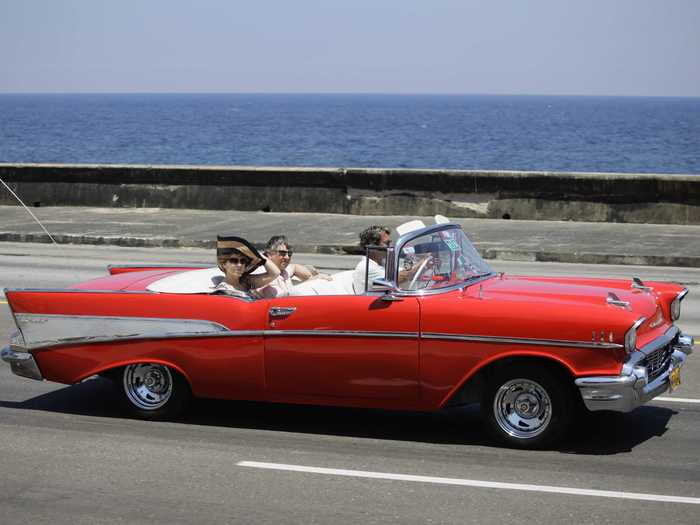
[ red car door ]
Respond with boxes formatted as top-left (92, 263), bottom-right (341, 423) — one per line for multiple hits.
top-left (264, 294), bottom-right (420, 402)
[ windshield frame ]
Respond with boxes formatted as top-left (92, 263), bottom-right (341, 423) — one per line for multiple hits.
top-left (388, 223), bottom-right (495, 296)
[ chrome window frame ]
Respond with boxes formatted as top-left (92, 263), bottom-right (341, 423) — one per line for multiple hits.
top-left (383, 223), bottom-right (496, 297)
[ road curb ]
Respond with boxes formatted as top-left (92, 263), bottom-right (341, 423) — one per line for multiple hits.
top-left (2, 232), bottom-right (698, 268)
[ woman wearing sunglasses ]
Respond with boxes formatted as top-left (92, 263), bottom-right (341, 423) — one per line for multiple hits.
top-left (213, 236), bottom-right (280, 299)
top-left (256, 235), bottom-right (330, 298)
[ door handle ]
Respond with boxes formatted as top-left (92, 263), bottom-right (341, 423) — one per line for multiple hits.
top-left (269, 306), bottom-right (296, 318)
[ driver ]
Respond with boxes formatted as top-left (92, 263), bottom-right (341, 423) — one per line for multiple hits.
top-left (351, 225), bottom-right (434, 293)
top-left (352, 225), bottom-right (391, 294)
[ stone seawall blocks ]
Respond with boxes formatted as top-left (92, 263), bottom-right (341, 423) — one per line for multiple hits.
top-left (0, 163), bottom-right (698, 224)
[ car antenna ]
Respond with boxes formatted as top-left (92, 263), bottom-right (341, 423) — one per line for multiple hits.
top-left (0, 177), bottom-right (58, 244)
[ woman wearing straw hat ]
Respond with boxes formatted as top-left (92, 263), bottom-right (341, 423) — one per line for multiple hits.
top-left (213, 235), bottom-right (280, 298)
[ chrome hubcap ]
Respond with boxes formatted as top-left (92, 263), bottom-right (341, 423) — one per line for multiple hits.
top-left (493, 378), bottom-right (552, 439)
top-left (124, 363), bottom-right (173, 410)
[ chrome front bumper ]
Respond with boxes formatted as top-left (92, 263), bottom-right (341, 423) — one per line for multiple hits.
top-left (1, 346), bottom-right (44, 381)
top-left (575, 331), bottom-right (693, 412)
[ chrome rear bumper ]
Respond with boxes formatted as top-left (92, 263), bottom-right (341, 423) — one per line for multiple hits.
top-left (1, 346), bottom-right (43, 381)
top-left (575, 331), bottom-right (693, 412)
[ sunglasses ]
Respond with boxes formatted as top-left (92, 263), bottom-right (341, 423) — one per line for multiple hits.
top-left (274, 250), bottom-right (293, 257)
top-left (227, 257), bottom-right (250, 266)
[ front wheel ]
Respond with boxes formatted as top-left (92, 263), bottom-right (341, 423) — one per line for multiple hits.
top-left (482, 364), bottom-right (573, 449)
top-left (120, 363), bottom-right (191, 420)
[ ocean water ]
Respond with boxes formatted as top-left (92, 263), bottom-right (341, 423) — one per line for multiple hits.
top-left (0, 94), bottom-right (698, 174)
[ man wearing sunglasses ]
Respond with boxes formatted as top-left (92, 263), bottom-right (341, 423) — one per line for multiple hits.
top-left (255, 235), bottom-right (330, 298)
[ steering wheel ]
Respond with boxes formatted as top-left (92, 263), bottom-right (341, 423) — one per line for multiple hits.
top-left (408, 255), bottom-right (432, 290)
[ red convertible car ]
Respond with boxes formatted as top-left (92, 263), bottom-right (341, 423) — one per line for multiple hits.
top-left (2, 222), bottom-right (694, 448)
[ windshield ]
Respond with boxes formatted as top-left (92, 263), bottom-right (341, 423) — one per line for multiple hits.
top-left (396, 227), bottom-right (493, 291)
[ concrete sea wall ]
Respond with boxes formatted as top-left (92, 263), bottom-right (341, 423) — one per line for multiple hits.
top-left (1, 163), bottom-right (698, 224)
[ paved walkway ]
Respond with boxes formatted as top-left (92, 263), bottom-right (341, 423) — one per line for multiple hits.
top-left (1, 206), bottom-right (699, 267)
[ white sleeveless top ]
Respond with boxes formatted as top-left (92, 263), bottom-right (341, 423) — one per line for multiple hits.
top-left (257, 264), bottom-right (297, 298)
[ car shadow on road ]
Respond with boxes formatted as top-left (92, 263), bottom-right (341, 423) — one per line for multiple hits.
top-left (562, 406), bottom-right (676, 454)
top-left (0, 377), bottom-right (678, 454)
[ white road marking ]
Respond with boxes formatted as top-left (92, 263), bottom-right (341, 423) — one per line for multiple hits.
top-left (654, 397), bottom-right (700, 404)
top-left (238, 461), bottom-right (700, 505)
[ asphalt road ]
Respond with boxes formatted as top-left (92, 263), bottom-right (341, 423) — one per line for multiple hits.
top-left (1, 243), bottom-right (699, 524)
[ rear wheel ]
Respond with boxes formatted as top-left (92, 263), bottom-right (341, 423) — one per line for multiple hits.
top-left (482, 364), bottom-right (573, 449)
top-left (120, 363), bottom-right (191, 420)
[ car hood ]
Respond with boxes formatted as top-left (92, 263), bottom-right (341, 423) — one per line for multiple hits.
top-left (482, 275), bottom-right (658, 315)
top-left (448, 274), bottom-right (666, 346)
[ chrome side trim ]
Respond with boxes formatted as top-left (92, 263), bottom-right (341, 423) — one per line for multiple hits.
top-left (421, 332), bottom-right (623, 350)
top-left (263, 330), bottom-right (419, 339)
top-left (13, 316), bottom-right (421, 350)
top-left (5, 287), bottom-right (159, 295)
top-left (15, 314), bottom-right (231, 350)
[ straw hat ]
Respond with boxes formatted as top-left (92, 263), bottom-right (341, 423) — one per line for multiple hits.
top-left (216, 235), bottom-right (265, 276)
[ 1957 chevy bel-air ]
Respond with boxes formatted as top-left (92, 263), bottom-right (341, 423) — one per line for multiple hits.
top-left (2, 221), bottom-right (694, 448)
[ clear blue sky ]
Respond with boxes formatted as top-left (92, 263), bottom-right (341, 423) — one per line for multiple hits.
top-left (1, 0), bottom-right (698, 96)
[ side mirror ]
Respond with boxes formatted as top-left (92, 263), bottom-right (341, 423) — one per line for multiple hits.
top-left (371, 278), bottom-right (403, 301)
top-left (371, 278), bottom-right (397, 292)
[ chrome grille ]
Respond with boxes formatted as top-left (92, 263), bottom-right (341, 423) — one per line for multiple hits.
top-left (643, 345), bottom-right (673, 382)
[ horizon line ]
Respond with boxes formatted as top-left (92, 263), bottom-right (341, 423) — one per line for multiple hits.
top-left (1, 91), bottom-right (699, 99)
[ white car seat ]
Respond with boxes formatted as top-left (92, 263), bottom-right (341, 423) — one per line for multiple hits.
top-left (289, 270), bottom-right (355, 296)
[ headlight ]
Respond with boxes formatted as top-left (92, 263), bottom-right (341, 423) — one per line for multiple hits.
top-left (671, 299), bottom-right (680, 320)
top-left (624, 318), bottom-right (646, 354)
top-left (671, 289), bottom-right (689, 321)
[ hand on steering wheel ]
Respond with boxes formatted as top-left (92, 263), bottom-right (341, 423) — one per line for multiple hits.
top-left (407, 255), bottom-right (433, 290)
